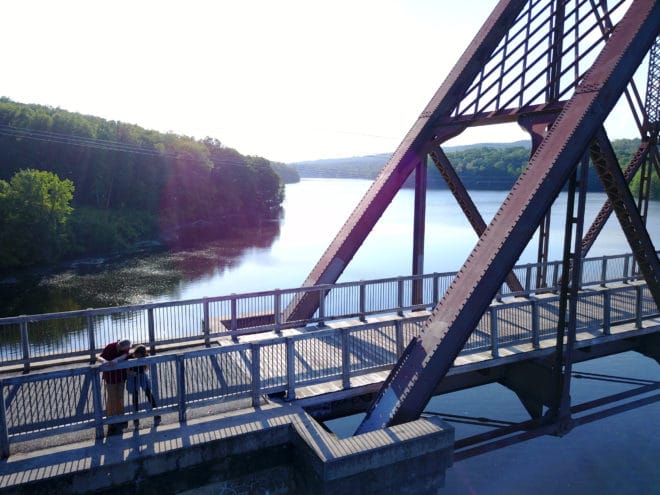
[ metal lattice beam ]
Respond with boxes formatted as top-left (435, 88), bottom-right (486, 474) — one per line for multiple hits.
top-left (284, 0), bottom-right (530, 322)
top-left (356, 0), bottom-right (660, 434)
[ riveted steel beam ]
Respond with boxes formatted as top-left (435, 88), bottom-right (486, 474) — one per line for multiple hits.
top-left (589, 129), bottom-right (660, 307)
top-left (284, 0), bottom-right (529, 322)
top-left (356, 0), bottom-right (660, 434)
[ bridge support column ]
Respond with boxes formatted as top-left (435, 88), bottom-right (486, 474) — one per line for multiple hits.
top-left (637, 333), bottom-right (660, 364)
top-left (293, 414), bottom-right (454, 495)
top-left (498, 361), bottom-right (556, 419)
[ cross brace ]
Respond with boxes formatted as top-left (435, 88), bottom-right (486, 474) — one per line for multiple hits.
top-left (356, 0), bottom-right (660, 434)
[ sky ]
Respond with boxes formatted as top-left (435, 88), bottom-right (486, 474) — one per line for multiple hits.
top-left (2, 0), bottom-right (645, 163)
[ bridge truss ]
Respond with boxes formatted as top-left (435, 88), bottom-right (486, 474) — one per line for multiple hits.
top-left (284, 0), bottom-right (660, 439)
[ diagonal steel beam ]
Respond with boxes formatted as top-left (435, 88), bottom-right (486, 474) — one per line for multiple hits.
top-left (580, 140), bottom-right (652, 258)
top-left (284, 0), bottom-right (529, 322)
top-left (429, 146), bottom-right (524, 293)
top-left (355, 0), bottom-right (660, 434)
top-left (589, 129), bottom-right (660, 307)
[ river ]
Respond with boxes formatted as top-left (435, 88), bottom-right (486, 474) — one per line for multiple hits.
top-left (1, 178), bottom-right (658, 493)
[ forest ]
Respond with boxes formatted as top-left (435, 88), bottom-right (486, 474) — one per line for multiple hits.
top-left (0, 98), bottom-right (299, 269)
top-left (291, 138), bottom-right (657, 196)
top-left (1, 97), bottom-right (655, 272)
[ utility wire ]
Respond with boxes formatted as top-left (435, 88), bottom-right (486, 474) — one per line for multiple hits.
top-left (0, 123), bottom-right (251, 167)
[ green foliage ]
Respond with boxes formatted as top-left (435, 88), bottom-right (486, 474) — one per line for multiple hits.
top-left (615, 138), bottom-right (660, 200)
top-left (292, 154), bottom-right (388, 179)
top-left (431, 147), bottom-right (531, 189)
top-left (0, 169), bottom-right (74, 267)
top-left (0, 98), bottom-right (287, 264)
top-left (291, 139), bottom-right (658, 198)
top-left (246, 156), bottom-right (285, 218)
top-left (68, 207), bottom-right (158, 255)
top-left (271, 161), bottom-right (300, 184)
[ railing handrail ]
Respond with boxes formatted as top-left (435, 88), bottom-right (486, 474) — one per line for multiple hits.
top-left (0, 251), bottom-right (654, 370)
top-left (4, 283), bottom-right (656, 383)
top-left (1, 251), bottom-right (650, 323)
top-left (0, 281), bottom-right (657, 458)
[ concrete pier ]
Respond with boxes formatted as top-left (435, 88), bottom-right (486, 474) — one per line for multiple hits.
top-left (0, 399), bottom-right (454, 494)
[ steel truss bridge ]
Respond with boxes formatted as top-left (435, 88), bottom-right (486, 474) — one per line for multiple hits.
top-left (0, 0), bottom-right (659, 465)
top-left (278, 0), bottom-right (660, 438)
top-left (0, 255), bottom-right (657, 459)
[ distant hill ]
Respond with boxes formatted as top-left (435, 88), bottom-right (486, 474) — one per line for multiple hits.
top-left (288, 141), bottom-right (532, 184)
top-left (288, 141), bottom-right (531, 180)
top-left (287, 139), bottom-right (651, 195)
top-left (290, 153), bottom-right (391, 180)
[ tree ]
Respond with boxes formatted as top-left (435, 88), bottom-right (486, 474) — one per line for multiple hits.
top-left (0, 99), bottom-right (288, 259)
top-left (0, 169), bottom-right (74, 267)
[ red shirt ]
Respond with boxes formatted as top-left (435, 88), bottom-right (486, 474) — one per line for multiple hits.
top-left (100, 341), bottom-right (129, 384)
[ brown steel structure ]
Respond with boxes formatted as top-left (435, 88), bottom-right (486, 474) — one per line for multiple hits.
top-left (284, 0), bottom-right (659, 434)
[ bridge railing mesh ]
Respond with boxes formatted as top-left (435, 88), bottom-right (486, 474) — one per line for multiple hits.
top-left (0, 282), bottom-right (656, 457)
top-left (0, 252), bottom-right (653, 369)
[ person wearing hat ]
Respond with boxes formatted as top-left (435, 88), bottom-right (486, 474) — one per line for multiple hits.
top-left (99, 339), bottom-right (131, 435)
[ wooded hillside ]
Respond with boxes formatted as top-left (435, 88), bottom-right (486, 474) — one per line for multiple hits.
top-left (0, 98), bottom-right (299, 268)
top-left (290, 138), bottom-right (657, 197)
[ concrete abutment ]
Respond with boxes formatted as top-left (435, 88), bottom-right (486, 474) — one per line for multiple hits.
top-left (0, 402), bottom-right (454, 494)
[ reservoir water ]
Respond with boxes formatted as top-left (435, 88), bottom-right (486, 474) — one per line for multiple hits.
top-left (1, 178), bottom-right (658, 493)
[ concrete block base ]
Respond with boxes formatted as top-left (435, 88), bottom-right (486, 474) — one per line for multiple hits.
top-left (0, 403), bottom-right (454, 494)
top-left (293, 415), bottom-right (454, 495)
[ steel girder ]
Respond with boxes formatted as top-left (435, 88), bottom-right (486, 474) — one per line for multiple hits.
top-left (428, 147), bottom-right (525, 293)
top-left (355, 0), bottom-right (660, 433)
top-left (580, 141), bottom-right (653, 258)
top-left (283, 0), bottom-right (529, 323)
top-left (589, 130), bottom-right (660, 307)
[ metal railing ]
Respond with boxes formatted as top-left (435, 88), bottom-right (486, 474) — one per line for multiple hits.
top-left (1, 281), bottom-right (657, 457)
top-left (0, 252), bottom-right (651, 371)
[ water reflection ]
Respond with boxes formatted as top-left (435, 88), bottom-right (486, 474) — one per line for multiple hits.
top-left (0, 221), bottom-right (281, 318)
top-left (1, 179), bottom-right (658, 320)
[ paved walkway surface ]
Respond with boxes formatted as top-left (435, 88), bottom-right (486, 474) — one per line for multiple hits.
top-left (0, 396), bottom-right (294, 493)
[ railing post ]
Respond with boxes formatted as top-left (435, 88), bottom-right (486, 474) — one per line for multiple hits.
top-left (87, 314), bottom-right (97, 364)
top-left (176, 355), bottom-right (187, 423)
top-left (231, 295), bottom-right (238, 342)
top-left (359, 282), bottom-right (367, 322)
top-left (251, 343), bottom-right (261, 407)
top-left (147, 308), bottom-right (156, 355)
top-left (432, 273), bottom-right (439, 307)
top-left (602, 290), bottom-right (611, 335)
top-left (317, 288), bottom-right (326, 328)
top-left (600, 256), bottom-right (608, 287)
top-left (91, 368), bottom-right (104, 439)
top-left (20, 318), bottom-right (30, 374)
top-left (525, 265), bottom-right (532, 293)
top-left (286, 338), bottom-right (296, 400)
top-left (203, 298), bottom-right (210, 347)
top-left (395, 319), bottom-right (405, 357)
top-left (274, 290), bottom-right (282, 334)
top-left (623, 255), bottom-right (630, 283)
top-left (149, 359), bottom-right (160, 404)
top-left (490, 307), bottom-right (499, 358)
top-left (635, 285), bottom-right (643, 329)
top-left (551, 261), bottom-right (560, 290)
top-left (341, 328), bottom-right (351, 390)
top-left (0, 379), bottom-right (10, 458)
top-left (397, 277), bottom-right (404, 316)
top-left (531, 299), bottom-right (540, 349)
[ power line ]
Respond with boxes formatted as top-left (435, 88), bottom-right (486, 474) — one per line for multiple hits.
top-left (0, 124), bottom-right (250, 167)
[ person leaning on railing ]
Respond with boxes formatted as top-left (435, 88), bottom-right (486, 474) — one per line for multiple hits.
top-left (98, 339), bottom-right (131, 435)
top-left (126, 344), bottom-right (161, 427)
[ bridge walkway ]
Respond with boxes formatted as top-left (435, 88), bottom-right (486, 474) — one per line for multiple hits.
top-left (0, 279), bottom-right (657, 493)
top-left (0, 311), bottom-right (656, 494)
